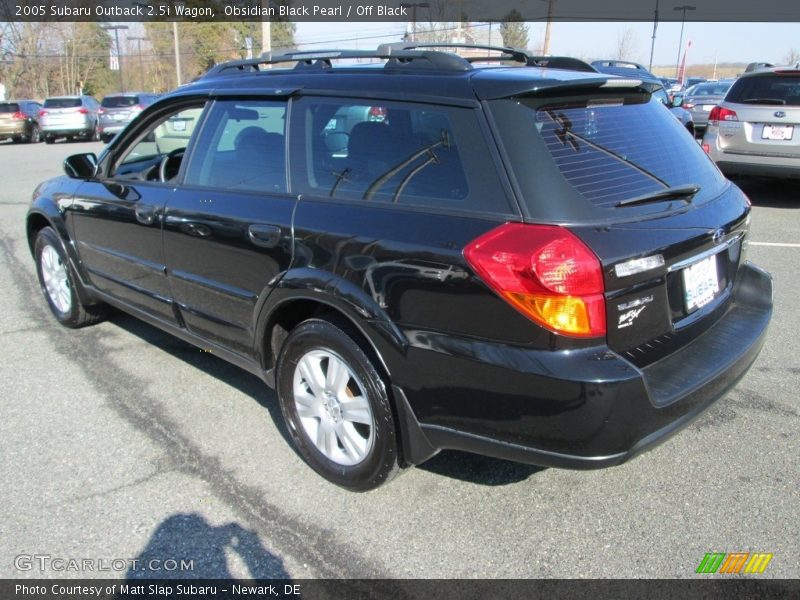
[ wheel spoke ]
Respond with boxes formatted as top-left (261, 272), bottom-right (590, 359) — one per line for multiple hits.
top-left (336, 422), bottom-right (367, 460)
top-left (340, 394), bottom-right (372, 425)
top-left (297, 357), bottom-right (325, 397)
top-left (325, 355), bottom-right (350, 395)
top-left (316, 419), bottom-right (337, 457)
top-left (294, 388), bottom-right (321, 419)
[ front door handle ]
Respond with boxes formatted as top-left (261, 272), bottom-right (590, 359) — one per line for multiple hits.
top-left (135, 204), bottom-right (156, 225)
top-left (248, 224), bottom-right (282, 248)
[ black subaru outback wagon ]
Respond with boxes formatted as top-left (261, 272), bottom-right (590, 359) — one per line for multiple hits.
top-left (26, 45), bottom-right (772, 490)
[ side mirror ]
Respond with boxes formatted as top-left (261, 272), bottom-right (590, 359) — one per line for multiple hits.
top-left (672, 95), bottom-right (684, 108)
top-left (63, 153), bottom-right (98, 179)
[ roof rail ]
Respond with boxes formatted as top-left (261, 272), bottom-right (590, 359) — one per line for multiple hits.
top-left (201, 47), bottom-right (472, 79)
top-left (380, 42), bottom-right (597, 72)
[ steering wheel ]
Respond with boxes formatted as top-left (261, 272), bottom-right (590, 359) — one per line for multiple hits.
top-left (159, 147), bottom-right (185, 183)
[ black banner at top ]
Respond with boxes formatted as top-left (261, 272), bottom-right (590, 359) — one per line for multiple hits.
top-left (2, 0), bottom-right (800, 23)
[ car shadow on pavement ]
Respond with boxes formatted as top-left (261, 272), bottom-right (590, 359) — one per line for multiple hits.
top-left (125, 513), bottom-right (290, 579)
top-left (417, 450), bottom-right (545, 486)
top-left (105, 312), bottom-right (294, 449)
top-left (730, 176), bottom-right (800, 208)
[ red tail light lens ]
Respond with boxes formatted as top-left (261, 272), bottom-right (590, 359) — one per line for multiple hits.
top-left (38, 110), bottom-right (48, 117)
top-left (464, 223), bottom-right (606, 338)
top-left (131, 104), bottom-right (144, 111)
top-left (77, 107), bottom-right (89, 114)
top-left (12, 112), bottom-right (27, 120)
top-left (368, 106), bottom-right (387, 122)
top-left (708, 106), bottom-right (738, 123)
top-left (683, 102), bottom-right (695, 109)
top-left (98, 108), bottom-right (105, 114)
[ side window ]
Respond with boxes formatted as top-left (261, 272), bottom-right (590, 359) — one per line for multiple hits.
top-left (111, 104), bottom-right (206, 182)
top-left (289, 97), bottom-right (508, 213)
top-left (184, 99), bottom-right (287, 194)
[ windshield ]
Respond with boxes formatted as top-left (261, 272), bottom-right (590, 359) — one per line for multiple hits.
top-left (726, 74), bottom-right (800, 105)
top-left (489, 93), bottom-right (726, 215)
top-left (44, 98), bottom-right (82, 109)
top-left (689, 82), bottom-right (734, 97)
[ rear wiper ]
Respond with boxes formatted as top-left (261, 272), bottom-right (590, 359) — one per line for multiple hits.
top-left (740, 98), bottom-right (786, 105)
top-left (616, 185), bottom-right (700, 207)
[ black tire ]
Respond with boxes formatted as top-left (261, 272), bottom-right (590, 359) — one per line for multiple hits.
top-left (28, 125), bottom-right (41, 143)
top-left (34, 227), bottom-right (107, 328)
top-left (276, 318), bottom-right (400, 491)
top-left (45, 135), bottom-right (55, 144)
top-left (66, 135), bottom-right (74, 142)
top-left (686, 123), bottom-right (696, 137)
top-left (11, 136), bottom-right (22, 144)
top-left (100, 134), bottom-right (112, 144)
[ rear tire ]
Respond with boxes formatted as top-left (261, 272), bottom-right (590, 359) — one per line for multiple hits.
top-left (45, 135), bottom-right (55, 144)
top-left (276, 318), bottom-right (400, 491)
top-left (28, 125), bottom-right (41, 143)
top-left (34, 227), bottom-right (107, 328)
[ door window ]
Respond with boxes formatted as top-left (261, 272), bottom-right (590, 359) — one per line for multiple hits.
top-left (183, 99), bottom-right (287, 194)
top-left (111, 104), bottom-right (205, 183)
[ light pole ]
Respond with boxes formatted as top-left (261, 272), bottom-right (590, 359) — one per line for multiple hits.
top-left (673, 4), bottom-right (695, 78)
top-left (128, 36), bottom-right (147, 90)
top-left (541, 0), bottom-right (557, 55)
top-left (400, 2), bottom-right (430, 42)
top-left (102, 25), bottom-right (128, 92)
top-left (648, 0), bottom-right (659, 72)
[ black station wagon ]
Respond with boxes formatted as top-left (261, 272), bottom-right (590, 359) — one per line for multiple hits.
top-left (26, 45), bottom-right (773, 490)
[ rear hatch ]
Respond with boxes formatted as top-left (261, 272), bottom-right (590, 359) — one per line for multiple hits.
top-left (100, 95), bottom-right (143, 124)
top-left (0, 103), bottom-right (23, 132)
top-left (41, 97), bottom-right (86, 126)
top-left (715, 70), bottom-right (800, 157)
top-left (487, 83), bottom-right (750, 366)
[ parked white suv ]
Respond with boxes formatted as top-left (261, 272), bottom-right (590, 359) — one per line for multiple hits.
top-left (703, 67), bottom-right (800, 178)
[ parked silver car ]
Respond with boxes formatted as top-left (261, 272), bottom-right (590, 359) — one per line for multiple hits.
top-left (97, 92), bottom-right (159, 143)
top-left (679, 81), bottom-right (734, 134)
top-left (703, 67), bottom-right (800, 178)
top-left (39, 96), bottom-right (100, 143)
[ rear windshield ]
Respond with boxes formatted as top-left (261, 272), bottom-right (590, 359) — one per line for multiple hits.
top-left (102, 96), bottom-right (140, 108)
top-left (0, 103), bottom-right (20, 113)
top-left (726, 74), bottom-right (800, 105)
top-left (689, 82), bottom-right (733, 97)
top-left (489, 93), bottom-right (725, 216)
top-left (44, 98), bottom-right (82, 109)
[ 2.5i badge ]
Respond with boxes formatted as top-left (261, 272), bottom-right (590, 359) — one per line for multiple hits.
top-left (617, 295), bottom-right (654, 329)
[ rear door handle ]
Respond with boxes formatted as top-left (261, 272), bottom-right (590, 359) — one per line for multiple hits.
top-left (248, 224), bottom-right (282, 248)
top-left (135, 204), bottom-right (156, 225)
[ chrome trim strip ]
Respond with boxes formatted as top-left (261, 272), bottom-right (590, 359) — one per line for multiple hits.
top-left (667, 231), bottom-right (745, 273)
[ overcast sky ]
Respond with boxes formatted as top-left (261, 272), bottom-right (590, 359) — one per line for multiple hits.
top-left (294, 21), bottom-right (800, 67)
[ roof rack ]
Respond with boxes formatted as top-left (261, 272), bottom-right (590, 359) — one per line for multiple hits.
top-left (202, 47), bottom-right (472, 79)
top-left (200, 44), bottom-right (598, 81)
top-left (380, 42), bottom-right (597, 72)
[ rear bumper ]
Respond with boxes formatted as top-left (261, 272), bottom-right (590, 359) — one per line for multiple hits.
top-left (42, 123), bottom-right (93, 136)
top-left (705, 129), bottom-right (800, 178)
top-left (0, 123), bottom-right (27, 138)
top-left (97, 123), bottom-right (127, 135)
top-left (395, 262), bottom-right (772, 468)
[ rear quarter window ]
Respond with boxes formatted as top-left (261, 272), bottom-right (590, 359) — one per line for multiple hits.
top-left (0, 103), bottom-right (20, 113)
top-left (289, 96), bottom-right (512, 215)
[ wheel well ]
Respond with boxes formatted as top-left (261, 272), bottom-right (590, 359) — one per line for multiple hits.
top-left (26, 214), bottom-right (51, 256)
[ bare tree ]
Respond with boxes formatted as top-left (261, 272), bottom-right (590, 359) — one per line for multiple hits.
top-left (615, 27), bottom-right (638, 61)
top-left (500, 11), bottom-right (529, 50)
top-left (783, 48), bottom-right (800, 65)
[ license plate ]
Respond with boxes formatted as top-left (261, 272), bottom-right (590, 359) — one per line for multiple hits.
top-left (762, 124), bottom-right (794, 140)
top-left (113, 112), bottom-right (127, 121)
top-left (172, 119), bottom-right (186, 131)
top-left (702, 104), bottom-right (715, 111)
top-left (683, 255), bottom-right (720, 312)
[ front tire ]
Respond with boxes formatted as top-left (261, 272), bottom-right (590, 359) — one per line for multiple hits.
top-left (276, 318), bottom-right (400, 491)
top-left (34, 227), bottom-right (107, 328)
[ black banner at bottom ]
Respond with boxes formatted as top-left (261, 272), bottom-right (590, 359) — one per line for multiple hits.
top-left (3, 579), bottom-right (800, 600)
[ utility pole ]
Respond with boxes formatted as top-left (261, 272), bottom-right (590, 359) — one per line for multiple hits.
top-left (542, 0), bottom-right (557, 55)
top-left (400, 3), bottom-right (430, 42)
top-left (102, 25), bottom-right (129, 92)
top-left (262, 0), bottom-right (271, 54)
top-left (128, 36), bottom-right (147, 90)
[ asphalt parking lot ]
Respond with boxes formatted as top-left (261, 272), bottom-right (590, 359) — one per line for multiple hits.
top-left (0, 139), bottom-right (798, 580)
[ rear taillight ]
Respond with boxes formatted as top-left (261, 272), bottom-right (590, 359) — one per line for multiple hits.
top-left (683, 102), bottom-right (695, 109)
top-left (368, 106), bottom-right (387, 122)
top-left (12, 112), bottom-right (27, 120)
top-left (77, 107), bottom-right (89, 114)
top-left (38, 110), bottom-right (48, 117)
top-left (98, 108), bottom-right (105, 114)
top-left (708, 106), bottom-right (738, 124)
top-left (131, 104), bottom-right (144, 111)
top-left (702, 143), bottom-right (711, 154)
top-left (464, 223), bottom-right (606, 338)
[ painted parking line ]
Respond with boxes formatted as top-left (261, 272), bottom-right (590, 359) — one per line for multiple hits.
top-left (750, 242), bottom-right (800, 248)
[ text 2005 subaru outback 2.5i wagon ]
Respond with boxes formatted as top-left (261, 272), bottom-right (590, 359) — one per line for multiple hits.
top-left (26, 45), bottom-right (773, 490)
